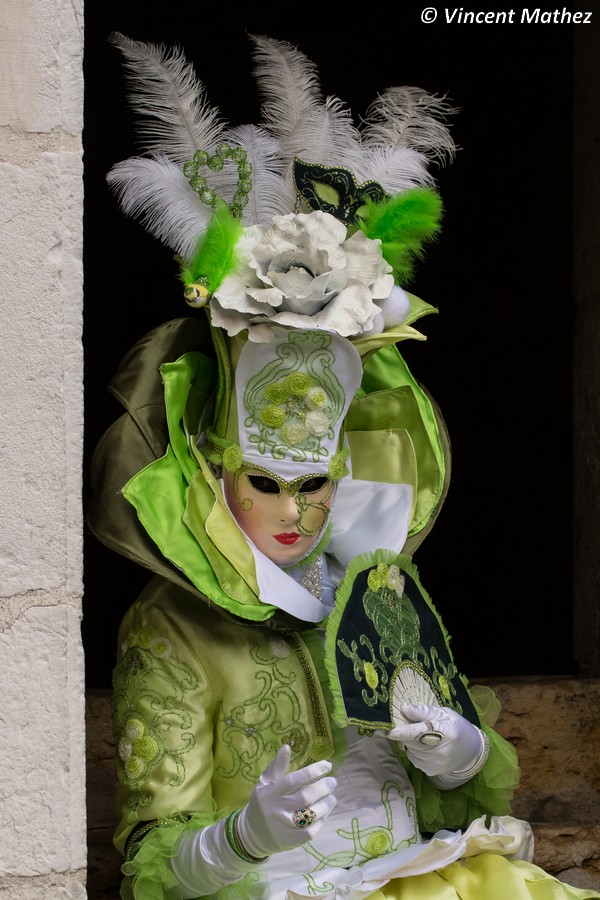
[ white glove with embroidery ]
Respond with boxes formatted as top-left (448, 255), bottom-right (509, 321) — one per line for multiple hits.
top-left (170, 745), bottom-right (337, 898)
top-left (387, 703), bottom-right (489, 785)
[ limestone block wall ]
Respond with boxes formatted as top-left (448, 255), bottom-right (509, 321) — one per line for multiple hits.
top-left (0, 1), bottom-right (86, 897)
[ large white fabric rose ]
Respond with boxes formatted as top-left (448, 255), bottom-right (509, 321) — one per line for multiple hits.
top-left (210, 210), bottom-right (395, 342)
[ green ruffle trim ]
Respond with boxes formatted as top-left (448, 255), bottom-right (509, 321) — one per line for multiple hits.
top-left (120, 814), bottom-right (215, 900)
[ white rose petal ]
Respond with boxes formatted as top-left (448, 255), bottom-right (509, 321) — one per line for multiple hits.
top-left (248, 286), bottom-right (284, 308)
top-left (212, 210), bottom-right (396, 340)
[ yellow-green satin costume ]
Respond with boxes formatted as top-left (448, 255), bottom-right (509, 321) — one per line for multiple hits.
top-left (90, 318), bottom-right (599, 900)
top-left (112, 578), bottom-right (597, 900)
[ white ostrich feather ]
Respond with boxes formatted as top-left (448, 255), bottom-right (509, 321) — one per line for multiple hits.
top-left (223, 124), bottom-right (296, 225)
top-left (356, 145), bottom-right (435, 193)
top-left (109, 32), bottom-right (226, 166)
top-left (279, 95), bottom-right (364, 174)
top-left (361, 87), bottom-right (457, 166)
top-left (106, 154), bottom-right (210, 257)
top-left (250, 34), bottom-right (324, 139)
top-left (106, 35), bottom-right (458, 259)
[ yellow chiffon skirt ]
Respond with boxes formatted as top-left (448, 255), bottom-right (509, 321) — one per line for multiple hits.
top-left (370, 854), bottom-right (600, 900)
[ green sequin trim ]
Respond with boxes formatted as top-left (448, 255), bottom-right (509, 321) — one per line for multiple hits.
top-left (288, 634), bottom-right (333, 763)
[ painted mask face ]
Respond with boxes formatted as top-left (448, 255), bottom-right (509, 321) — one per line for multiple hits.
top-left (223, 468), bottom-right (335, 565)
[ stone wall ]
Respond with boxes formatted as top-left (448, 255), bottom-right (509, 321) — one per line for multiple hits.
top-left (0, 1), bottom-right (86, 896)
top-left (487, 677), bottom-right (600, 891)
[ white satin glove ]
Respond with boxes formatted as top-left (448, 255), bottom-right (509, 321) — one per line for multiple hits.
top-left (387, 703), bottom-right (488, 784)
top-left (237, 743), bottom-right (337, 857)
top-left (170, 745), bottom-right (337, 898)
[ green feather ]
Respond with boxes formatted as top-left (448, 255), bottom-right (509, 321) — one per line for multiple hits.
top-left (178, 201), bottom-right (244, 295)
top-left (358, 188), bottom-right (443, 285)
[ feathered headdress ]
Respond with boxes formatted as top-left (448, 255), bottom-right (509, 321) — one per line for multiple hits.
top-left (91, 34), bottom-right (458, 630)
top-left (107, 33), bottom-right (457, 335)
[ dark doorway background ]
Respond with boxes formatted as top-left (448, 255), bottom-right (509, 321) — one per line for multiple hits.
top-left (83, 4), bottom-right (575, 688)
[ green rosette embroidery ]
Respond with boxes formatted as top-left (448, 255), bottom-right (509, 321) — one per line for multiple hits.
top-left (113, 625), bottom-right (198, 811)
top-left (243, 331), bottom-right (346, 463)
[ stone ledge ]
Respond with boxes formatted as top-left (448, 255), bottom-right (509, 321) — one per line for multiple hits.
top-left (533, 823), bottom-right (600, 890)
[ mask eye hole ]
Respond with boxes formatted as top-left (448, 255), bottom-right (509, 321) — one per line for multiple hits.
top-left (247, 474), bottom-right (281, 495)
top-left (298, 476), bottom-right (329, 494)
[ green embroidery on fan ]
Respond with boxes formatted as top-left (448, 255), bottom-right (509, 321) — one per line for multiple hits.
top-left (336, 562), bottom-right (430, 705)
top-left (336, 634), bottom-right (389, 706)
top-left (113, 625), bottom-right (198, 812)
top-left (362, 563), bottom-right (464, 716)
top-left (243, 331), bottom-right (345, 463)
top-left (326, 552), bottom-right (481, 734)
top-left (217, 640), bottom-right (309, 782)
top-left (429, 646), bottom-right (461, 706)
top-left (363, 563), bottom-right (429, 668)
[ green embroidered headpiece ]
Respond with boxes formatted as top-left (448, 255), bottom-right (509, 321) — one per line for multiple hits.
top-left (201, 326), bottom-right (363, 483)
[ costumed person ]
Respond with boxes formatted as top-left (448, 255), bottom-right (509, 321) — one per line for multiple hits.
top-left (88, 33), bottom-right (599, 900)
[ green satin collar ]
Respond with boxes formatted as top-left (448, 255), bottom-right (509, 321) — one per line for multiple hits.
top-left (122, 352), bottom-right (276, 622)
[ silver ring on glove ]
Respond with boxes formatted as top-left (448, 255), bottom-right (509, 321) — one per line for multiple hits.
top-left (292, 807), bottom-right (317, 828)
top-left (417, 720), bottom-right (444, 746)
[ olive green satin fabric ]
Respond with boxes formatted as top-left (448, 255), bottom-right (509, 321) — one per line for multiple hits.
top-left (122, 352), bottom-right (276, 622)
top-left (347, 340), bottom-right (448, 540)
